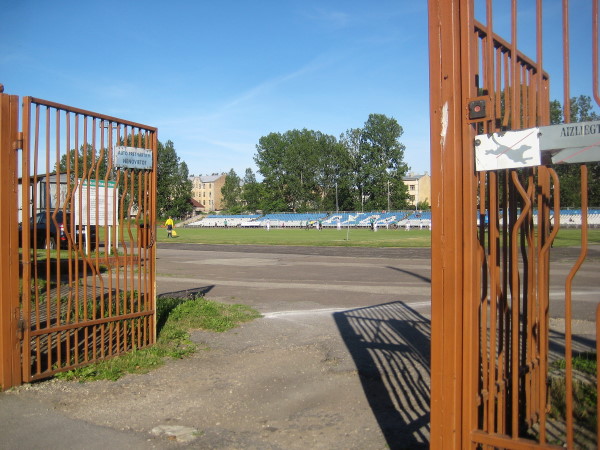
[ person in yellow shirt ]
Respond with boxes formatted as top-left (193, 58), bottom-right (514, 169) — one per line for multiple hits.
top-left (165, 216), bottom-right (174, 238)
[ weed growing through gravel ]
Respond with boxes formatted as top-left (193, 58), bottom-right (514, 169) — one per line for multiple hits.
top-left (548, 352), bottom-right (597, 447)
top-left (55, 297), bottom-right (261, 382)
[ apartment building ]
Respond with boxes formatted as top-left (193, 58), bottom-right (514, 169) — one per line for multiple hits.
top-left (189, 173), bottom-right (227, 212)
top-left (402, 172), bottom-right (431, 208)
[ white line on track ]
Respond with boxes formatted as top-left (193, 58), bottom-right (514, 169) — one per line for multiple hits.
top-left (263, 301), bottom-right (431, 319)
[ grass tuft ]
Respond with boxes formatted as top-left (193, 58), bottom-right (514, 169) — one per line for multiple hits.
top-left (549, 352), bottom-right (597, 444)
top-left (55, 297), bottom-right (260, 382)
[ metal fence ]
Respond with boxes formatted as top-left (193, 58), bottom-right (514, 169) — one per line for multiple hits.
top-left (429, 1), bottom-right (598, 448)
top-left (0, 91), bottom-right (157, 387)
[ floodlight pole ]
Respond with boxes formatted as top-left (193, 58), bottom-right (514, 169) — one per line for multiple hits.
top-left (335, 181), bottom-right (339, 214)
top-left (387, 180), bottom-right (391, 211)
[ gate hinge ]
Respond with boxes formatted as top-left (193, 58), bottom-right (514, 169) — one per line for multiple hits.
top-left (17, 318), bottom-right (26, 340)
top-left (13, 132), bottom-right (23, 150)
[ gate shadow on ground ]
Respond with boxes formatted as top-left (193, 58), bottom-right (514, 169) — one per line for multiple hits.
top-left (334, 301), bottom-right (431, 450)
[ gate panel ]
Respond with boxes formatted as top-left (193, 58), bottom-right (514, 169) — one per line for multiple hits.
top-left (429, 1), bottom-right (598, 448)
top-left (20, 97), bottom-right (157, 382)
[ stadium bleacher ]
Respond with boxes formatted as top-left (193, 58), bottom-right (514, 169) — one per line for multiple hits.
top-left (187, 214), bottom-right (260, 227)
top-left (182, 208), bottom-right (600, 229)
top-left (258, 213), bottom-right (328, 228)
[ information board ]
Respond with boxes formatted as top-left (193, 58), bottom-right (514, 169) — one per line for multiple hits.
top-left (73, 180), bottom-right (118, 226)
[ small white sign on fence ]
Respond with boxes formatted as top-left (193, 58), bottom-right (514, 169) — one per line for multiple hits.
top-left (114, 146), bottom-right (153, 170)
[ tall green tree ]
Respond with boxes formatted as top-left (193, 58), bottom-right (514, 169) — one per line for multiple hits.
top-left (254, 129), bottom-right (343, 211)
top-left (254, 115), bottom-right (411, 212)
top-left (550, 95), bottom-right (600, 207)
top-left (221, 169), bottom-right (242, 212)
top-left (242, 168), bottom-right (263, 212)
top-left (156, 140), bottom-right (193, 218)
top-left (58, 144), bottom-right (109, 180)
top-left (349, 114), bottom-right (410, 210)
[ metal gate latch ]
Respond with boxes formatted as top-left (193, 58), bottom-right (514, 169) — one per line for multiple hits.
top-left (468, 98), bottom-right (487, 120)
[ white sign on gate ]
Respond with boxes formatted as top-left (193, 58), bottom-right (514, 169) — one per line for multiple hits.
top-left (475, 128), bottom-right (541, 171)
top-left (73, 179), bottom-right (118, 226)
top-left (475, 120), bottom-right (600, 171)
top-left (114, 146), bottom-right (153, 170)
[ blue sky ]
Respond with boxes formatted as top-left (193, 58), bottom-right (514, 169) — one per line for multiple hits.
top-left (0, 1), bottom-right (595, 179)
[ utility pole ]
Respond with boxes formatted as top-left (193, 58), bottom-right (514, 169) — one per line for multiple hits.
top-left (335, 181), bottom-right (339, 214)
top-left (387, 180), bottom-right (390, 211)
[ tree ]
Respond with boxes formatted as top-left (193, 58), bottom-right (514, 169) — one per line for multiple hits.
top-left (58, 144), bottom-right (109, 180)
top-left (417, 200), bottom-right (430, 210)
top-left (549, 95), bottom-right (600, 207)
top-left (254, 115), bottom-right (411, 213)
top-left (340, 128), bottom-right (364, 210)
top-left (254, 129), bottom-right (343, 211)
top-left (349, 114), bottom-right (410, 210)
top-left (221, 169), bottom-right (242, 212)
top-left (156, 140), bottom-right (193, 218)
top-left (242, 168), bottom-right (263, 212)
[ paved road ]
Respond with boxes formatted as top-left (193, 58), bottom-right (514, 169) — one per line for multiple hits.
top-left (156, 243), bottom-right (599, 321)
top-left (155, 244), bottom-right (433, 315)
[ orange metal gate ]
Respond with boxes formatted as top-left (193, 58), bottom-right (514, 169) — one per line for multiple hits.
top-left (0, 90), bottom-right (157, 387)
top-left (429, 1), bottom-right (598, 449)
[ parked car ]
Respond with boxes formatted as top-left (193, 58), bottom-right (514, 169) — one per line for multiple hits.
top-left (19, 210), bottom-right (97, 251)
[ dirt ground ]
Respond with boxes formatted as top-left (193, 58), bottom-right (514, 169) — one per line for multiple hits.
top-left (5, 309), bottom-right (430, 449)
top-left (2, 244), bottom-right (597, 449)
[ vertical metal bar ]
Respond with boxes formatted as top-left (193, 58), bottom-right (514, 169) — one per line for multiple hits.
top-left (0, 92), bottom-right (21, 389)
top-left (488, 170), bottom-right (499, 436)
top-left (54, 108), bottom-right (62, 370)
top-left (44, 106), bottom-right (52, 375)
top-left (503, 51), bottom-right (511, 129)
top-left (563, 165), bottom-right (588, 448)
top-left (536, 0), bottom-right (544, 125)
top-left (563, 0), bottom-right (571, 122)
top-left (495, 46), bottom-right (502, 124)
top-left (82, 115), bottom-right (89, 362)
top-left (150, 129), bottom-right (158, 344)
top-left (479, 180), bottom-right (489, 438)
top-left (597, 303), bottom-right (600, 440)
top-left (594, 0), bottom-right (599, 107)
top-left (511, 0), bottom-right (520, 131)
top-left (509, 171), bottom-right (529, 437)
top-left (91, 117), bottom-right (99, 361)
top-left (428, 0), bottom-right (478, 447)
top-left (65, 110), bottom-right (75, 367)
top-left (538, 168), bottom-right (560, 444)
top-left (524, 170), bottom-right (535, 427)
top-left (19, 98), bottom-right (31, 384)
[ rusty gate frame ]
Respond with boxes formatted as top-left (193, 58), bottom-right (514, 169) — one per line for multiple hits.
top-left (0, 88), bottom-right (158, 388)
top-left (429, 1), bottom-right (599, 448)
top-left (0, 88), bottom-right (21, 389)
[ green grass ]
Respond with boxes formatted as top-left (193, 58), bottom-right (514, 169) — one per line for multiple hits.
top-left (55, 297), bottom-right (261, 382)
top-left (551, 228), bottom-right (600, 247)
top-left (159, 227), bottom-right (433, 247)
top-left (552, 351), bottom-right (597, 376)
top-left (156, 226), bottom-right (600, 248)
top-left (549, 352), bottom-right (597, 443)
